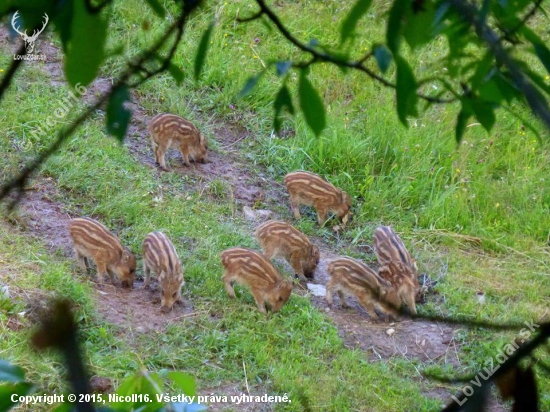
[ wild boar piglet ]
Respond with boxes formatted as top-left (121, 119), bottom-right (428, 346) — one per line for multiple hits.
top-left (373, 226), bottom-right (421, 302)
top-left (255, 220), bottom-right (319, 281)
top-left (326, 256), bottom-right (400, 320)
top-left (148, 113), bottom-right (208, 171)
top-left (284, 171), bottom-right (351, 226)
top-left (143, 231), bottom-right (185, 313)
top-left (69, 217), bottom-right (136, 288)
top-left (220, 247), bottom-right (293, 314)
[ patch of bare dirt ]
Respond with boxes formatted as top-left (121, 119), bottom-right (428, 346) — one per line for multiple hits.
top-left (92, 278), bottom-right (195, 334)
top-left (2, 22), bottom-right (468, 404)
top-left (289, 244), bottom-right (460, 365)
top-left (5, 23), bottom-right (460, 360)
top-left (13, 178), bottom-right (73, 255)
top-left (125, 103), bottom-right (286, 206)
top-left (5, 182), bottom-right (196, 333)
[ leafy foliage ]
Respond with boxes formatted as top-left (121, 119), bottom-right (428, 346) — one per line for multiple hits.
top-left (298, 70), bottom-right (326, 137)
top-left (0, 299), bottom-right (205, 412)
top-left (0, 1), bottom-right (549, 410)
top-left (234, 0), bottom-right (550, 138)
top-left (194, 22), bottom-right (215, 80)
top-left (64, 0), bottom-right (108, 87)
top-left (340, 0), bottom-right (374, 43)
top-left (106, 85), bottom-right (132, 142)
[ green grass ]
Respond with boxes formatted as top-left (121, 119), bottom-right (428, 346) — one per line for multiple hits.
top-left (1, 0), bottom-right (550, 410)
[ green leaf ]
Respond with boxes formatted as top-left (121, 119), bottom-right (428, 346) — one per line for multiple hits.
top-left (455, 105), bottom-right (471, 143)
top-left (432, 1), bottom-right (450, 34)
top-left (64, 0), bottom-right (108, 87)
top-left (493, 72), bottom-right (518, 103)
top-left (402, 2), bottom-right (437, 50)
top-left (276, 61), bottom-right (292, 77)
top-left (0, 361), bottom-right (25, 383)
top-left (373, 44), bottom-right (392, 73)
top-left (154, 54), bottom-right (185, 85)
top-left (167, 61), bottom-right (185, 86)
top-left (273, 85), bottom-right (295, 132)
top-left (52, 403), bottom-right (74, 412)
top-left (443, 19), bottom-right (474, 76)
top-left (472, 100), bottom-right (496, 132)
top-left (386, 0), bottom-right (407, 52)
top-left (144, 0), bottom-right (166, 18)
top-left (521, 27), bottom-right (550, 75)
top-left (340, 0), bottom-right (373, 43)
top-left (298, 71), bottom-right (326, 137)
top-left (470, 52), bottom-right (494, 88)
top-left (167, 372), bottom-right (196, 396)
top-left (533, 43), bottom-right (550, 75)
top-left (194, 22), bottom-right (215, 80)
top-left (238, 72), bottom-right (263, 98)
top-left (0, 382), bottom-right (33, 410)
top-left (52, 0), bottom-right (74, 53)
top-left (395, 55), bottom-right (418, 126)
top-left (478, 78), bottom-right (504, 104)
top-left (106, 85), bottom-right (132, 142)
top-left (113, 372), bottom-right (162, 412)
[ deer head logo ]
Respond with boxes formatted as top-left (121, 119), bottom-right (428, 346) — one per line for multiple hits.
top-left (11, 11), bottom-right (49, 54)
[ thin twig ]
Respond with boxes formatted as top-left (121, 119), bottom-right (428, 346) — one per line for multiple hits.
top-left (242, 359), bottom-right (250, 395)
top-left (249, 0), bottom-right (456, 104)
top-left (449, 0), bottom-right (550, 130)
top-left (497, 0), bottom-right (544, 42)
top-left (0, 8), bottom-right (189, 206)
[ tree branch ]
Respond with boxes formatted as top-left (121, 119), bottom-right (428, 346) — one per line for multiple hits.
top-left (497, 0), bottom-right (544, 43)
top-left (450, 0), bottom-right (550, 130)
top-left (250, 0), bottom-right (456, 104)
top-left (0, 8), bottom-right (189, 207)
top-left (440, 322), bottom-right (550, 411)
top-left (236, 10), bottom-right (263, 23)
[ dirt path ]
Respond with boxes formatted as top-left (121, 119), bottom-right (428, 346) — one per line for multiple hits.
top-left (0, 25), bottom-right (489, 410)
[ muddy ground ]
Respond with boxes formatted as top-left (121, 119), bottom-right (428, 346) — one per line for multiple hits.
top-left (0, 26), bottom-right (506, 411)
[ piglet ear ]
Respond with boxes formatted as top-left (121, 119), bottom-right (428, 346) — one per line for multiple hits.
top-left (122, 248), bottom-right (132, 262)
top-left (278, 279), bottom-right (292, 290)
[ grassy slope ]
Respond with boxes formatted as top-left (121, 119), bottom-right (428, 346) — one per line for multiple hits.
top-left (1, 0), bottom-right (550, 410)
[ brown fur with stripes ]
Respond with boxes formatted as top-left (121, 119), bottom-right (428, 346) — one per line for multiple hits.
top-left (255, 221), bottom-right (320, 282)
top-left (373, 226), bottom-right (420, 302)
top-left (69, 217), bottom-right (136, 287)
top-left (326, 257), bottom-right (400, 320)
top-left (148, 113), bottom-right (208, 171)
top-left (283, 171), bottom-right (352, 226)
top-left (220, 247), bottom-right (293, 314)
top-left (378, 261), bottom-right (417, 315)
top-left (143, 231), bottom-right (184, 312)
